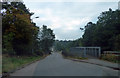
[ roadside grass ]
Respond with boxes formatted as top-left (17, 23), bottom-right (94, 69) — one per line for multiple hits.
top-left (62, 51), bottom-right (88, 60)
top-left (2, 55), bottom-right (43, 73)
top-left (75, 56), bottom-right (88, 60)
top-left (62, 54), bottom-right (88, 60)
top-left (100, 54), bottom-right (120, 63)
top-left (66, 56), bottom-right (88, 60)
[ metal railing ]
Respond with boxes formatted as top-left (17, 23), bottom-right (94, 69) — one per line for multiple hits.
top-left (69, 47), bottom-right (101, 58)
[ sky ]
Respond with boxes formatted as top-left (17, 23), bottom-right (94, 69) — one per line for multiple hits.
top-left (23, 0), bottom-right (119, 40)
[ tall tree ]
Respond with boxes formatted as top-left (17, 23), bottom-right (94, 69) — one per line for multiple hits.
top-left (82, 8), bottom-right (120, 51)
top-left (39, 25), bottom-right (55, 54)
top-left (2, 2), bottom-right (39, 55)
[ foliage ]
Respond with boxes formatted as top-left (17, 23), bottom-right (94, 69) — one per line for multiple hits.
top-left (39, 25), bottom-right (55, 54)
top-left (2, 4), bottom-right (36, 55)
top-left (54, 38), bottom-right (83, 52)
top-left (101, 54), bottom-right (119, 63)
top-left (2, 2), bottom-right (34, 16)
top-left (82, 9), bottom-right (120, 51)
top-left (61, 9), bottom-right (120, 58)
top-left (2, 54), bottom-right (42, 73)
top-left (2, 2), bottom-right (55, 56)
top-left (3, 32), bottom-right (15, 55)
top-left (114, 34), bottom-right (120, 51)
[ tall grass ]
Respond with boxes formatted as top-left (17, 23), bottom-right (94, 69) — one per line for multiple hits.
top-left (2, 55), bottom-right (42, 73)
top-left (101, 54), bottom-right (119, 63)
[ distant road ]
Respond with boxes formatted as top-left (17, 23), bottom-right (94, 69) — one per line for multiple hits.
top-left (11, 52), bottom-right (118, 76)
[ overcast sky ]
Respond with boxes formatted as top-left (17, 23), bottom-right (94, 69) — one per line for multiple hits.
top-left (23, 0), bottom-right (119, 40)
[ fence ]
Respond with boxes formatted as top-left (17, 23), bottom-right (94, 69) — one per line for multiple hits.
top-left (69, 47), bottom-right (101, 58)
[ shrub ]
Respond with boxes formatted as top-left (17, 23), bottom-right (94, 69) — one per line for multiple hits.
top-left (101, 54), bottom-right (119, 63)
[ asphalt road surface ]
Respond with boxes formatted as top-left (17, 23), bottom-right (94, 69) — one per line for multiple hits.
top-left (11, 52), bottom-right (118, 76)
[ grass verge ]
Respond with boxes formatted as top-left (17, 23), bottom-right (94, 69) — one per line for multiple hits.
top-left (62, 54), bottom-right (88, 60)
top-left (100, 54), bottom-right (120, 63)
top-left (65, 56), bottom-right (88, 60)
top-left (2, 54), bottom-right (45, 73)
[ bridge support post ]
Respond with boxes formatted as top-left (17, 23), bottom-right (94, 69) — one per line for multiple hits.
top-left (98, 47), bottom-right (101, 58)
top-left (84, 47), bottom-right (86, 58)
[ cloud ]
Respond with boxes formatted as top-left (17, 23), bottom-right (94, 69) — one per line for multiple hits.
top-left (24, 1), bottom-right (118, 40)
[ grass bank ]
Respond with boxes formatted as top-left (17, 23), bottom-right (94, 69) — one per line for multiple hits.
top-left (2, 54), bottom-right (46, 73)
top-left (100, 54), bottom-right (120, 63)
top-left (62, 53), bottom-right (88, 60)
top-left (64, 56), bottom-right (88, 60)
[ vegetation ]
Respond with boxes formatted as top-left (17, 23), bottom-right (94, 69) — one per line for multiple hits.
top-left (57, 9), bottom-right (120, 52)
top-left (2, 54), bottom-right (44, 73)
top-left (1, 1), bottom-right (120, 73)
top-left (63, 55), bottom-right (88, 60)
top-left (2, 2), bottom-right (55, 73)
top-left (39, 25), bottom-right (55, 54)
top-left (54, 39), bottom-right (84, 58)
top-left (101, 54), bottom-right (119, 63)
top-left (56, 9), bottom-right (120, 62)
top-left (2, 2), bottom-right (55, 56)
top-left (54, 38), bottom-right (82, 52)
top-left (82, 9), bottom-right (120, 52)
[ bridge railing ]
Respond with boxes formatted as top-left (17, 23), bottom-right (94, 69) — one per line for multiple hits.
top-left (69, 47), bottom-right (101, 58)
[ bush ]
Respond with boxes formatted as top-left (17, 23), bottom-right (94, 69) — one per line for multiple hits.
top-left (101, 54), bottom-right (119, 63)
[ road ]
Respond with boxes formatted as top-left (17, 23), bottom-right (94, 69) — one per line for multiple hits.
top-left (11, 52), bottom-right (118, 76)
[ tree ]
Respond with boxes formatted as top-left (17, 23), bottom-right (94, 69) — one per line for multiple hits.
top-left (2, 2), bottom-right (40, 55)
top-left (82, 8), bottom-right (120, 51)
top-left (39, 25), bottom-right (55, 54)
top-left (2, 2), bottom-right (34, 16)
top-left (82, 22), bottom-right (96, 46)
top-left (114, 34), bottom-right (120, 51)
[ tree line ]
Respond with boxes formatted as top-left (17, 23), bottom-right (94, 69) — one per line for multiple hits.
top-left (2, 2), bottom-right (55, 56)
top-left (55, 8), bottom-right (120, 52)
top-left (82, 8), bottom-right (120, 52)
top-left (54, 39), bottom-right (82, 52)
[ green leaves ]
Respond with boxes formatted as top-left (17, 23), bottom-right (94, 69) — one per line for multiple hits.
top-left (114, 34), bottom-right (120, 51)
top-left (3, 32), bottom-right (15, 55)
top-left (82, 9), bottom-right (120, 51)
top-left (39, 25), bottom-right (55, 54)
top-left (2, 2), bottom-right (40, 55)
